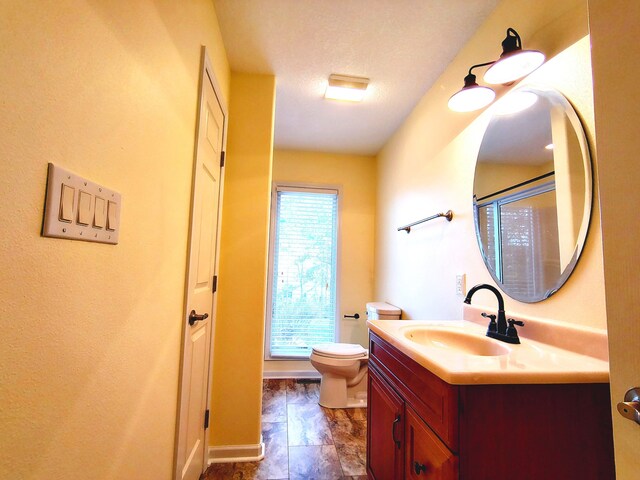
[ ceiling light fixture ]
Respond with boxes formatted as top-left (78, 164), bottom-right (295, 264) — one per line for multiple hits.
top-left (448, 28), bottom-right (545, 113)
top-left (324, 74), bottom-right (369, 102)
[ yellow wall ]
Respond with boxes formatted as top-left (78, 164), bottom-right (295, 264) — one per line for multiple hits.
top-left (210, 73), bottom-right (276, 447)
top-left (375, 0), bottom-right (608, 328)
top-left (0, 1), bottom-right (229, 479)
top-left (589, 0), bottom-right (640, 477)
top-left (264, 150), bottom-right (377, 375)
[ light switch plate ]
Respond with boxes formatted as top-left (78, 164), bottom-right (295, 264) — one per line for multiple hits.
top-left (455, 273), bottom-right (466, 296)
top-left (42, 163), bottom-right (121, 244)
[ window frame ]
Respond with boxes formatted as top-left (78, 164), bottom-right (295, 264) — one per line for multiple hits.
top-left (475, 180), bottom-right (556, 283)
top-left (264, 182), bottom-right (342, 360)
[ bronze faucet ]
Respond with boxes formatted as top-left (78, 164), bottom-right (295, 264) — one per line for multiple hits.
top-left (463, 283), bottom-right (524, 344)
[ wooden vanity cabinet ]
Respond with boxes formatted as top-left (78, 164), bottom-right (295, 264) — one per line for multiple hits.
top-left (366, 332), bottom-right (615, 480)
top-left (367, 366), bottom-right (404, 479)
top-left (367, 333), bottom-right (459, 480)
top-left (405, 405), bottom-right (458, 479)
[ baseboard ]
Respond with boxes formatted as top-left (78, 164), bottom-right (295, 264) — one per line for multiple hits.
top-left (208, 439), bottom-right (265, 464)
top-left (262, 370), bottom-right (321, 379)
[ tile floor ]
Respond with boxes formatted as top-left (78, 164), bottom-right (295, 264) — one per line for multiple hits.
top-left (203, 379), bottom-right (368, 480)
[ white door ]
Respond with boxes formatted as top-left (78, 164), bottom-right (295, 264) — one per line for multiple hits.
top-left (589, 1), bottom-right (640, 478)
top-left (175, 51), bottom-right (225, 480)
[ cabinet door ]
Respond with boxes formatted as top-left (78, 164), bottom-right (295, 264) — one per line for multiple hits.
top-left (405, 406), bottom-right (458, 480)
top-left (367, 364), bottom-right (404, 480)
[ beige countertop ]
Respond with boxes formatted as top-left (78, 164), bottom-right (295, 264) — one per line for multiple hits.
top-left (367, 317), bottom-right (610, 385)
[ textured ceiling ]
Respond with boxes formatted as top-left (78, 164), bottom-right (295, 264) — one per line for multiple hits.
top-left (213, 0), bottom-right (500, 155)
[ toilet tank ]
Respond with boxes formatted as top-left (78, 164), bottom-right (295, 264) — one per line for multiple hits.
top-left (366, 302), bottom-right (401, 320)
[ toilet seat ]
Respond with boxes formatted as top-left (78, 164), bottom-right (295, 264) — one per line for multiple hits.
top-left (311, 343), bottom-right (368, 359)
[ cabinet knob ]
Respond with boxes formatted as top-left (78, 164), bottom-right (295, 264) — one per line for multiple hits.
top-left (414, 461), bottom-right (428, 475)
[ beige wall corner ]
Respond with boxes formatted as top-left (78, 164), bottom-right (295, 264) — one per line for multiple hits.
top-left (0, 1), bottom-right (229, 479)
top-left (589, 0), bottom-right (640, 477)
top-left (210, 72), bottom-right (276, 447)
top-left (264, 150), bottom-right (377, 375)
top-left (374, 0), bottom-right (607, 329)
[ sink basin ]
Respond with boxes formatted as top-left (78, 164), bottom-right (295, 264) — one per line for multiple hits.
top-left (402, 327), bottom-right (511, 356)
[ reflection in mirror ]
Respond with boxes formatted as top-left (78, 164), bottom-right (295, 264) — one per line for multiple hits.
top-left (474, 86), bottom-right (592, 303)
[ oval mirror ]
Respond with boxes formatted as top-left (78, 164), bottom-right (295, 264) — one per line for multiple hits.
top-left (473, 86), bottom-right (592, 302)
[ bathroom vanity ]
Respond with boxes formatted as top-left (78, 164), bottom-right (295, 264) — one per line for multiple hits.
top-left (364, 83), bottom-right (614, 479)
top-left (366, 318), bottom-right (615, 480)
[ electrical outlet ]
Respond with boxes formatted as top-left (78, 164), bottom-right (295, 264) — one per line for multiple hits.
top-left (455, 274), bottom-right (466, 296)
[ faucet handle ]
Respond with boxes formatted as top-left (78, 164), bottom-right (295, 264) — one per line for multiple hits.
top-left (481, 312), bottom-right (498, 333)
top-left (506, 319), bottom-right (524, 340)
top-left (508, 319), bottom-right (524, 327)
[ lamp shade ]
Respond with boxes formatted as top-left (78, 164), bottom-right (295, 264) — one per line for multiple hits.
top-left (484, 28), bottom-right (545, 84)
top-left (483, 49), bottom-right (545, 85)
top-left (448, 73), bottom-right (496, 112)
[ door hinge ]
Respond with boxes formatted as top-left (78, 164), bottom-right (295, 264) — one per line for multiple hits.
top-left (220, 151), bottom-right (225, 168)
top-left (204, 409), bottom-right (210, 429)
top-left (212, 275), bottom-right (218, 293)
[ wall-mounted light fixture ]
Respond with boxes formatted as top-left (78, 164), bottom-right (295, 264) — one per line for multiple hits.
top-left (324, 74), bottom-right (369, 102)
top-left (448, 28), bottom-right (545, 112)
top-left (447, 62), bottom-right (496, 112)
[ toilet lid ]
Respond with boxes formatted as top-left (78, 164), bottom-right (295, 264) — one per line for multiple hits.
top-left (311, 343), bottom-right (368, 359)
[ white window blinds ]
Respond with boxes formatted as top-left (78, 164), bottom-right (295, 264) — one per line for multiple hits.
top-left (268, 187), bottom-right (339, 358)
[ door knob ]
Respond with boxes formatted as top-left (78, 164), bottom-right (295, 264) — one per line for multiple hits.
top-left (188, 310), bottom-right (209, 326)
top-left (617, 387), bottom-right (640, 425)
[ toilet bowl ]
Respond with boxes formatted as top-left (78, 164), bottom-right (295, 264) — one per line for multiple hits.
top-left (309, 301), bottom-right (402, 409)
top-left (310, 343), bottom-right (369, 409)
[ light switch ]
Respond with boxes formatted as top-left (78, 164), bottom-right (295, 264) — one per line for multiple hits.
top-left (59, 184), bottom-right (75, 222)
top-left (77, 191), bottom-right (92, 226)
top-left (94, 197), bottom-right (106, 229)
top-left (106, 201), bottom-right (117, 231)
top-left (42, 163), bottom-right (121, 244)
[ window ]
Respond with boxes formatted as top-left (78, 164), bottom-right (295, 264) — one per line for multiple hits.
top-left (476, 181), bottom-right (560, 298)
top-left (266, 185), bottom-right (339, 358)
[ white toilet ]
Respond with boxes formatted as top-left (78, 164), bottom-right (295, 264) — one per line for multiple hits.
top-left (310, 302), bottom-right (401, 408)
